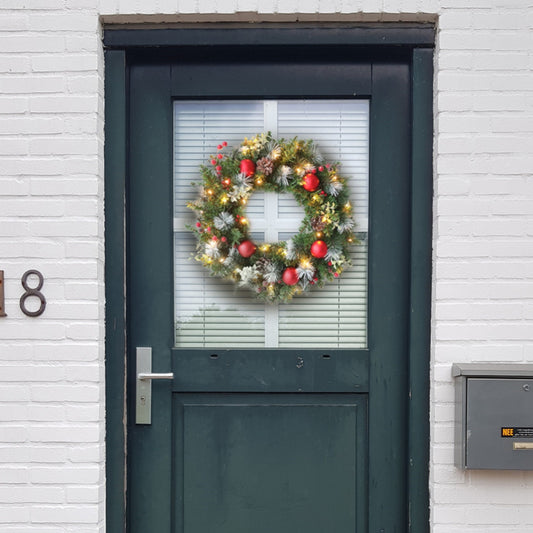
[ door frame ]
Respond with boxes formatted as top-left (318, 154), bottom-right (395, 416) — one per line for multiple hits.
top-left (104, 24), bottom-right (434, 533)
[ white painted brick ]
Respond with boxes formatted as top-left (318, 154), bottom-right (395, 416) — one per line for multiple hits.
top-left (0, 55), bottom-right (31, 73)
top-left (31, 385), bottom-right (100, 403)
top-left (0, 506), bottom-right (30, 523)
top-left (28, 425), bottom-right (100, 443)
top-left (0, 75), bottom-right (66, 94)
top-left (32, 54), bottom-right (98, 72)
top-left (69, 444), bottom-right (101, 463)
top-left (66, 485), bottom-right (99, 503)
top-left (0, 0), bottom-right (64, 7)
top-left (28, 13), bottom-right (97, 32)
top-left (31, 505), bottom-right (100, 524)
top-left (0, 486), bottom-right (64, 503)
top-left (29, 95), bottom-right (98, 114)
top-left (0, 96), bottom-right (28, 113)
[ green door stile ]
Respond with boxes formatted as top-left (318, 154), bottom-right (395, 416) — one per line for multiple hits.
top-left (104, 26), bottom-right (433, 533)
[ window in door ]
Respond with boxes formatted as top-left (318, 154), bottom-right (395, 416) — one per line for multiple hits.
top-left (174, 99), bottom-right (369, 349)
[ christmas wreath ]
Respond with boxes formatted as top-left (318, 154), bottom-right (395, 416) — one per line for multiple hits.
top-left (187, 133), bottom-right (357, 303)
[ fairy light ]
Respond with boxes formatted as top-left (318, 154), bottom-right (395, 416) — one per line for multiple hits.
top-left (255, 177), bottom-right (264, 186)
top-left (207, 189), bottom-right (214, 196)
top-left (241, 198), bottom-right (247, 205)
top-left (221, 195), bottom-right (228, 204)
top-left (315, 232), bottom-right (323, 238)
top-left (300, 257), bottom-right (313, 269)
top-left (240, 217), bottom-right (248, 225)
top-left (260, 244), bottom-right (271, 252)
top-left (344, 201), bottom-right (351, 211)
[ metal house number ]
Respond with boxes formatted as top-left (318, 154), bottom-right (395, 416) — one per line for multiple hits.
top-left (0, 269), bottom-right (47, 318)
top-left (20, 270), bottom-right (46, 317)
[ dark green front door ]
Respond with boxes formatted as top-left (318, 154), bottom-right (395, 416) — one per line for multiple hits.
top-left (120, 34), bottom-right (431, 533)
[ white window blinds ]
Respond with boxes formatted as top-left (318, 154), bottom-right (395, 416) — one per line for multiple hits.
top-left (174, 100), bottom-right (368, 349)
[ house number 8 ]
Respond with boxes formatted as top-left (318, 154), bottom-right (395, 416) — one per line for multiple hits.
top-left (20, 270), bottom-right (46, 317)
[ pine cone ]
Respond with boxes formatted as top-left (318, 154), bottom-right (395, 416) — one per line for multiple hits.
top-left (311, 217), bottom-right (326, 231)
top-left (254, 257), bottom-right (270, 273)
top-left (256, 157), bottom-right (274, 176)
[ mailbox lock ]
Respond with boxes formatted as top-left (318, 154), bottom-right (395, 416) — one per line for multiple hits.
top-left (523, 384), bottom-right (530, 392)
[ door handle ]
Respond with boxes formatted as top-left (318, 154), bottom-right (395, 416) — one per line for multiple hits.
top-left (136, 347), bottom-right (173, 425)
top-left (138, 372), bottom-right (174, 380)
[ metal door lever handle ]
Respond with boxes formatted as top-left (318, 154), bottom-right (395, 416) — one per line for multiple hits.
top-left (136, 347), bottom-right (174, 424)
top-left (138, 372), bottom-right (174, 380)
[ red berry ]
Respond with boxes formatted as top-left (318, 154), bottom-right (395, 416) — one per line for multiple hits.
top-left (334, 272), bottom-right (339, 278)
top-left (212, 236), bottom-right (218, 241)
top-left (221, 236), bottom-right (227, 242)
top-left (216, 165), bottom-right (222, 172)
top-left (217, 144), bottom-right (223, 150)
top-left (196, 222), bottom-right (201, 228)
top-left (222, 141), bottom-right (228, 147)
top-left (206, 226), bottom-right (211, 232)
top-left (211, 159), bottom-right (216, 165)
top-left (318, 166), bottom-right (324, 172)
top-left (217, 153), bottom-right (223, 159)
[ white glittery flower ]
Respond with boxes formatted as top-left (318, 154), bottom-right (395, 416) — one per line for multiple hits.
top-left (223, 247), bottom-right (238, 267)
top-left (324, 180), bottom-right (343, 197)
top-left (233, 172), bottom-right (253, 187)
top-left (263, 262), bottom-right (281, 284)
top-left (228, 184), bottom-right (252, 202)
top-left (275, 165), bottom-right (293, 187)
top-left (205, 240), bottom-right (220, 258)
top-left (325, 245), bottom-right (343, 262)
top-left (336, 218), bottom-right (355, 233)
top-left (284, 239), bottom-right (297, 261)
top-left (214, 211), bottom-right (234, 230)
top-left (297, 260), bottom-right (315, 282)
top-left (236, 265), bottom-right (260, 287)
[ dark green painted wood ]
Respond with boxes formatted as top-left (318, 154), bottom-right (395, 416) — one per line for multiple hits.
top-left (173, 394), bottom-right (367, 533)
top-left (408, 48), bottom-right (433, 533)
top-left (127, 64), bottom-right (174, 533)
top-left (104, 25), bottom-right (435, 49)
top-left (172, 349), bottom-right (369, 392)
top-left (368, 62), bottom-right (411, 533)
top-left (104, 48), bottom-right (127, 533)
top-left (179, 394), bottom-right (367, 533)
top-left (106, 28), bottom-right (434, 533)
top-left (171, 60), bottom-right (371, 98)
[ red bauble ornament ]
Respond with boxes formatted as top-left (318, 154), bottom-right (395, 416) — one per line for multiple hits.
top-left (240, 159), bottom-right (256, 176)
top-left (302, 173), bottom-right (320, 192)
top-left (282, 267), bottom-right (299, 286)
top-left (310, 240), bottom-right (328, 259)
top-left (238, 240), bottom-right (256, 258)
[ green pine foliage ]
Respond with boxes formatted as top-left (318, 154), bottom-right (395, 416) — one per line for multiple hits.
top-left (187, 133), bottom-right (357, 303)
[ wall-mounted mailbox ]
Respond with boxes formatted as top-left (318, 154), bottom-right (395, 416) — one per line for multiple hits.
top-left (453, 364), bottom-right (533, 470)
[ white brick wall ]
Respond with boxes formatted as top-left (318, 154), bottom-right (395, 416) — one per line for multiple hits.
top-left (0, 1), bottom-right (532, 531)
